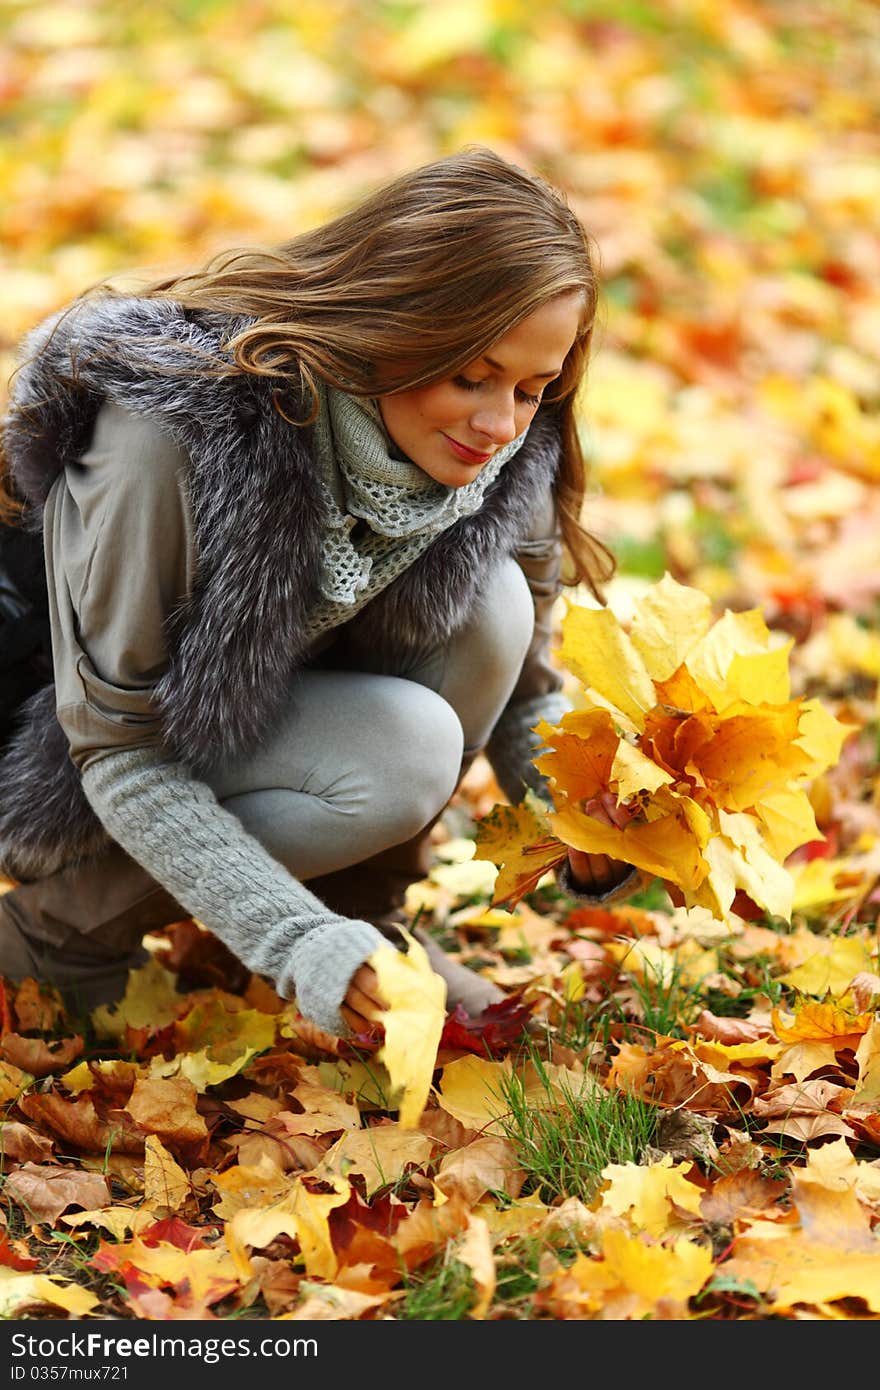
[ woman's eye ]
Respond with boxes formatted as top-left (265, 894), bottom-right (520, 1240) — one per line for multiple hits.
top-left (453, 375), bottom-right (541, 407)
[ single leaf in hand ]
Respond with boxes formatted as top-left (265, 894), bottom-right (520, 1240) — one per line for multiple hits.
top-left (369, 929), bottom-right (447, 1130)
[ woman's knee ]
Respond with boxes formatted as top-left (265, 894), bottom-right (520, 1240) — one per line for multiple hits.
top-left (372, 681), bottom-right (464, 836)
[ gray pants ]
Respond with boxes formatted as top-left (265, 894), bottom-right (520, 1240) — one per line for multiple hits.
top-left (0, 558), bottom-right (534, 999)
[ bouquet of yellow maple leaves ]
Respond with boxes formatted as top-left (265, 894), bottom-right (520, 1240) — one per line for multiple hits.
top-left (475, 574), bottom-right (855, 925)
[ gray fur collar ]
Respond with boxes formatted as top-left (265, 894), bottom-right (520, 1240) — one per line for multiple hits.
top-left (0, 295), bottom-right (561, 878)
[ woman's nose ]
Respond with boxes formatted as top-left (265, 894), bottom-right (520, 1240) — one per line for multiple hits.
top-left (471, 398), bottom-right (518, 445)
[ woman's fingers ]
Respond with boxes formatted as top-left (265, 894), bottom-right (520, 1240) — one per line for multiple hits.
top-left (341, 963), bottom-right (389, 1041)
top-left (567, 846), bottom-right (631, 893)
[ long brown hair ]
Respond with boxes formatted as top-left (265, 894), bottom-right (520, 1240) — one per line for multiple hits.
top-left (1, 146), bottom-right (614, 595)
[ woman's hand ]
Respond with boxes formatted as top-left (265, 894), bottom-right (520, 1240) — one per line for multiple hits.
top-left (566, 790), bottom-right (637, 896)
top-left (340, 962), bottom-right (388, 1040)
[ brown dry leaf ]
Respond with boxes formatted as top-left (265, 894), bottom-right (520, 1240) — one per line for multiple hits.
top-left (760, 1113), bottom-right (857, 1143)
top-left (0, 1033), bottom-right (84, 1077)
top-left (4, 1164), bottom-right (111, 1226)
top-left (700, 1170), bottom-right (788, 1227)
top-left (0, 1121), bottom-right (54, 1164)
top-left (283, 1080), bottom-right (362, 1136)
top-left (12, 979), bottom-right (66, 1032)
top-left (223, 1092), bottom-right (287, 1124)
top-left (752, 1078), bottom-right (850, 1118)
top-left (435, 1135), bottom-right (525, 1205)
top-left (394, 1193), bottom-right (472, 1271)
top-left (18, 1090), bottom-right (147, 1155)
top-left (607, 1040), bottom-right (754, 1114)
top-left (124, 1076), bottom-right (210, 1151)
top-left (224, 1125), bottom-right (326, 1174)
top-left (314, 1123), bottom-right (434, 1199)
top-left (689, 1010), bottom-right (773, 1045)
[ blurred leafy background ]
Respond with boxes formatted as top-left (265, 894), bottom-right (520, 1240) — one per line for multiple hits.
top-left (2, 0), bottom-right (879, 660)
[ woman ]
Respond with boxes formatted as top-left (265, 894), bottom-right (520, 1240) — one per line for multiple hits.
top-left (0, 146), bottom-right (636, 1038)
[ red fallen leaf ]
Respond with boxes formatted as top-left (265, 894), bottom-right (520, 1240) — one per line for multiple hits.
top-left (122, 1020), bottom-right (178, 1060)
top-left (784, 457), bottom-right (825, 486)
top-left (0, 1232), bottom-right (39, 1271)
top-left (328, 1190), bottom-right (407, 1247)
top-left (139, 1217), bottom-right (218, 1252)
top-left (787, 833), bottom-right (839, 864)
top-left (439, 995), bottom-right (534, 1058)
top-left (561, 904), bottom-right (653, 938)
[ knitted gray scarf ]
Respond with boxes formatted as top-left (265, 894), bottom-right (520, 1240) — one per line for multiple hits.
top-left (308, 383), bottom-right (526, 639)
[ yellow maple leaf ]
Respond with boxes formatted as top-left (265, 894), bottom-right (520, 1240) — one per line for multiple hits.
top-left (369, 929), bottom-right (447, 1129)
top-left (722, 643), bottom-right (793, 706)
top-left (721, 1181), bottom-right (880, 1314)
top-left (598, 1156), bottom-right (704, 1237)
top-left (550, 788), bottom-right (711, 893)
top-left (628, 571), bottom-right (713, 681)
top-left (455, 1214), bottom-right (496, 1319)
top-left (226, 1173), bottom-right (350, 1281)
top-left (777, 935), bottom-right (874, 997)
top-left (558, 602), bottom-right (655, 728)
top-left (473, 800), bottom-right (566, 907)
top-left (796, 698), bottom-right (858, 775)
top-left (685, 607), bottom-right (773, 702)
top-left (753, 787), bottom-right (823, 861)
top-left (90, 958), bottom-right (185, 1040)
top-left (599, 1227), bottom-right (715, 1311)
top-left (477, 578), bottom-right (854, 926)
top-left (532, 708), bottom-right (621, 802)
top-left (772, 1000), bottom-right (873, 1044)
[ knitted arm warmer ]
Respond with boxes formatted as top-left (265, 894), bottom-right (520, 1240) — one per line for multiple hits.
top-left (80, 747), bottom-right (385, 1036)
top-left (485, 689), bottom-right (569, 807)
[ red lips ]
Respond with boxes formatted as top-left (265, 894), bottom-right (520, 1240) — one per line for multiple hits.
top-left (442, 433), bottom-right (492, 464)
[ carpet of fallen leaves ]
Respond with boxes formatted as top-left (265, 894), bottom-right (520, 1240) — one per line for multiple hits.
top-left (1, 0), bottom-right (880, 1322)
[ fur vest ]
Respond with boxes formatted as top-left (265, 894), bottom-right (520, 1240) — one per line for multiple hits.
top-left (0, 296), bottom-right (561, 879)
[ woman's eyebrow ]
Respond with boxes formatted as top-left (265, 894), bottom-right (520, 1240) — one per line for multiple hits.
top-left (482, 354), bottom-right (560, 379)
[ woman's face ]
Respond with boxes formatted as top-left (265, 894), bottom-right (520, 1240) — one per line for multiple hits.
top-left (376, 292), bottom-right (584, 488)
